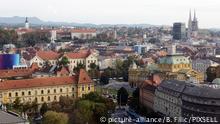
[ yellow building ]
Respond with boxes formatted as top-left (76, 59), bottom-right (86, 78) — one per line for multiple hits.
top-left (0, 69), bottom-right (94, 104)
top-left (128, 55), bottom-right (204, 87)
top-left (158, 55), bottom-right (204, 83)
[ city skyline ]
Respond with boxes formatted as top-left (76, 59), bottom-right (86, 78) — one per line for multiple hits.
top-left (1, 0), bottom-right (220, 28)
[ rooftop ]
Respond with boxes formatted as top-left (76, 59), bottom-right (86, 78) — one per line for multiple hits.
top-left (0, 69), bottom-right (92, 90)
top-left (36, 50), bottom-right (61, 60)
top-left (159, 55), bottom-right (190, 64)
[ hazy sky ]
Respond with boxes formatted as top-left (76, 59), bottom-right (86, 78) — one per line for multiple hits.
top-left (0, 0), bottom-right (220, 28)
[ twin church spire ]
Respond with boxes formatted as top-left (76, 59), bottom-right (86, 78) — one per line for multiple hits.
top-left (188, 9), bottom-right (198, 38)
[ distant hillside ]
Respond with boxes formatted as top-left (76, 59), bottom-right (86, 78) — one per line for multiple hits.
top-left (0, 16), bottom-right (155, 28)
top-left (0, 16), bottom-right (43, 24)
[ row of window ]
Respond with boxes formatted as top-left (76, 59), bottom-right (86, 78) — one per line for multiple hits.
top-left (8, 88), bottom-right (73, 97)
top-left (70, 60), bottom-right (85, 64)
top-left (87, 60), bottom-right (96, 64)
top-left (8, 85), bottom-right (91, 97)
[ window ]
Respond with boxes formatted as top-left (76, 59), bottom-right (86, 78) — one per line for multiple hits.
top-left (41, 90), bottom-right (44, 94)
top-left (82, 86), bottom-right (85, 91)
top-left (48, 96), bottom-right (50, 101)
top-left (41, 97), bottom-right (44, 102)
top-left (88, 85), bottom-right (90, 91)
top-left (60, 88), bottom-right (63, 93)
top-left (28, 91), bottom-right (31, 95)
top-left (48, 90), bottom-right (50, 94)
top-left (22, 92), bottom-right (25, 96)
top-left (54, 96), bottom-right (57, 100)
top-left (54, 89), bottom-right (56, 93)
top-left (72, 87), bottom-right (74, 91)
top-left (15, 92), bottom-right (18, 97)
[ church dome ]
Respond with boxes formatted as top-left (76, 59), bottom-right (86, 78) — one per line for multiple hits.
top-left (159, 55), bottom-right (190, 64)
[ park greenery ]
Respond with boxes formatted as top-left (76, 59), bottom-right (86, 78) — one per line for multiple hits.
top-left (117, 87), bottom-right (129, 106)
top-left (0, 29), bottom-right (50, 48)
top-left (6, 92), bottom-right (116, 124)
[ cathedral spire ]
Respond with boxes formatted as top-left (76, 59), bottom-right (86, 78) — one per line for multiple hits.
top-left (189, 9), bottom-right (192, 21)
top-left (188, 9), bottom-right (192, 29)
top-left (193, 9), bottom-right (197, 21)
top-left (187, 9), bottom-right (192, 39)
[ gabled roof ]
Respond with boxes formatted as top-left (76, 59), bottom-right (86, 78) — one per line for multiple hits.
top-left (56, 66), bottom-right (70, 76)
top-left (0, 76), bottom-right (76, 90)
top-left (0, 69), bottom-right (92, 90)
top-left (77, 69), bottom-right (93, 84)
top-left (36, 51), bottom-right (61, 60)
top-left (64, 50), bottom-right (91, 59)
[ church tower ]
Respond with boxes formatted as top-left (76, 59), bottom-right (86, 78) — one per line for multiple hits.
top-left (187, 10), bottom-right (192, 38)
top-left (187, 10), bottom-right (199, 39)
top-left (192, 10), bottom-right (198, 31)
top-left (25, 17), bottom-right (29, 29)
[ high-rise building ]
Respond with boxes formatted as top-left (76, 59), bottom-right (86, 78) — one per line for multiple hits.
top-left (172, 23), bottom-right (186, 40)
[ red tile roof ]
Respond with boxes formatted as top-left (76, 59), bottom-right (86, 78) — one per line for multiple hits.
top-left (0, 69), bottom-right (33, 79)
top-left (0, 69), bottom-right (92, 90)
top-left (0, 76), bottom-right (75, 90)
top-left (64, 51), bottom-right (91, 59)
top-left (56, 66), bottom-right (70, 76)
top-left (36, 51), bottom-right (61, 60)
top-left (71, 29), bottom-right (96, 33)
top-left (77, 69), bottom-right (93, 84)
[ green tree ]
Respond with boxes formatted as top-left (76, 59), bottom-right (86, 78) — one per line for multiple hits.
top-left (88, 63), bottom-right (99, 79)
top-left (104, 98), bottom-right (116, 112)
top-left (129, 88), bottom-right (140, 111)
top-left (22, 31), bottom-right (50, 47)
top-left (117, 87), bottom-right (129, 106)
top-left (75, 100), bottom-right (95, 124)
top-left (40, 102), bottom-right (49, 115)
top-left (115, 59), bottom-right (124, 79)
top-left (59, 57), bottom-right (70, 66)
top-left (93, 103), bottom-right (107, 122)
top-left (43, 111), bottom-right (68, 124)
top-left (83, 92), bottom-right (105, 103)
top-left (104, 67), bottom-right (115, 78)
top-left (31, 99), bottom-right (38, 113)
top-left (120, 56), bottom-right (137, 81)
top-left (13, 97), bottom-right (22, 111)
top-left (0, 29), bottom-right (18, 46)
top-left (59, 96), bottom-right (74, 110)
top-left (206, 66), bottom-right (217, 82)
top-left (100, 73), bottom-right (109, 85)
top-left (50, 102), bottom-right (62, 112)
top-left (73, 63), bottom-right (85, 73)
top-left (22, 101), bottom-right (32, 113)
